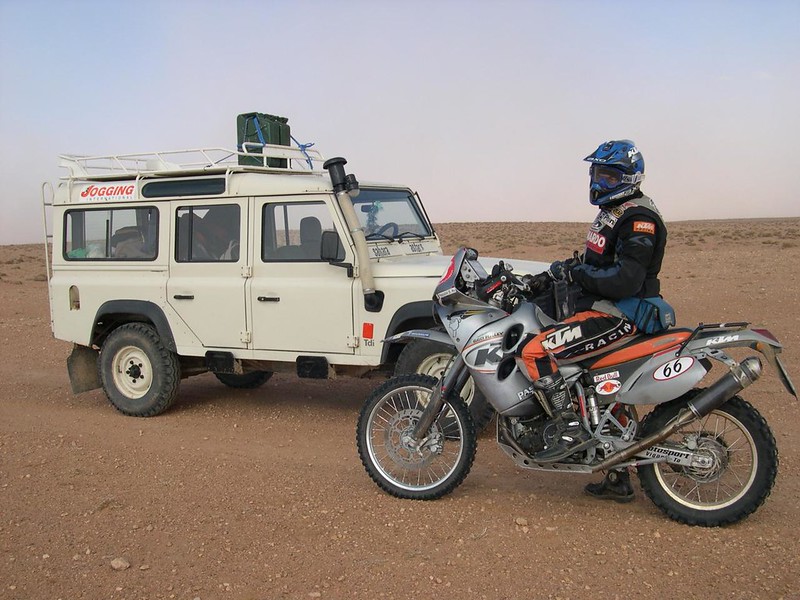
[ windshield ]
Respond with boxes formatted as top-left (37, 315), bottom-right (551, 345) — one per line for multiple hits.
top-left (352, 188), bottom-right (432, 241)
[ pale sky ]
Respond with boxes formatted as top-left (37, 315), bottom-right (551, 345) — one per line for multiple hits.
top-left (1, 0), bottom-right (798, 244)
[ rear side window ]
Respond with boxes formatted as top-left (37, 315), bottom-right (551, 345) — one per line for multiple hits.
top-left (175, 204), bottom-right (240, 262)
top-left (64, 207), bottom-right (159, 260)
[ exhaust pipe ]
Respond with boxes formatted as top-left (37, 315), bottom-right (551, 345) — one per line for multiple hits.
top-left (595, 356), bottom-right (762, 472)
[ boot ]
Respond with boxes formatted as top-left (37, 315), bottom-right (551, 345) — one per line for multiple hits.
top-left (532, 374), bottom-right (593, 463)
top-left (585, 469), bottom-right (635, 503)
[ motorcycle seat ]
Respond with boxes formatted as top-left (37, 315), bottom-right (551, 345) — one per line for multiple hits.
top-left (584, 328), bottom-right (694, 370)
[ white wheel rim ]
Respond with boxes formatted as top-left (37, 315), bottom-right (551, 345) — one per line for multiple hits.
top-left (112, 345), bottom-right (152, 399)
top-left (366, 385), bottom-right (465, 492)
top-left (654, 409), bottom-right (758, 511)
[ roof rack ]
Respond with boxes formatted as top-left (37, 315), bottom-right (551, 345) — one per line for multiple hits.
top-left (59, 142), bottom-right (326, 181)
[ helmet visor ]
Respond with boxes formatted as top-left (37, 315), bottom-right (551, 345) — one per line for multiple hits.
top-left (590, 165), bottom-right (626, 191)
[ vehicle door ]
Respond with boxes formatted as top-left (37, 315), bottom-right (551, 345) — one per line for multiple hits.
top-left (249, 196), bottom-right (355, 354)
top-left (167, 201), bottom-right (249, 348)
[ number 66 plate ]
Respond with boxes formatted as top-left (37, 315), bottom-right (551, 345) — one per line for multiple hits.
top-left (653, 357), bottom-right (695, 381)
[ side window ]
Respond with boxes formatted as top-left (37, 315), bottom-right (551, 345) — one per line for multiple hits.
top-left (262, 202), bottom-right (338, 262)
top-left (64, 207), bottom-right (158, 260)
top-left (175, 204), bottom-right (240, 263)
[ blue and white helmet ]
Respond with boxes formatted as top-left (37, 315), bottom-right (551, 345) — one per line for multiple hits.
top-left (584, 140), bottom-right (645, 206)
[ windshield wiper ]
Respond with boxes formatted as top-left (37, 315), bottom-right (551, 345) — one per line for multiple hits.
top-left (397, 231), bottom-right (425, 241)
top-left (365, 232), bottom-right (394, 241)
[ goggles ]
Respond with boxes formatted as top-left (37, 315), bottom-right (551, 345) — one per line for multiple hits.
top-left (589, 164), bottom-right (644, 190)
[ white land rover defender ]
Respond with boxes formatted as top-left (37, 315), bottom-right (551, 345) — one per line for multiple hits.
top-left (42, 139), bottom-right (546, 427)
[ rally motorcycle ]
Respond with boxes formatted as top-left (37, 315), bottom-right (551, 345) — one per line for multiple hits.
top-left (357, 247), bottom-right (796, 526)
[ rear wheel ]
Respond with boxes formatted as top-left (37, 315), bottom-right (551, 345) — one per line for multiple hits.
top-left (395, 337), bottom-right (494, 432)
top-left (638, 394), bottom-right (778, 526)
top-left (99, 323), bottom-right (180, 417)
top-left (357, 374), bottom-right (477, 500)
top-left (214, 371), bottom-right (273, 389)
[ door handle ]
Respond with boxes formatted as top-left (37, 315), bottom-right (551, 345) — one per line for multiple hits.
top-left (173, 294), bottom-right (194, 300)
top-left (258, 296), bottom-right (280, 302)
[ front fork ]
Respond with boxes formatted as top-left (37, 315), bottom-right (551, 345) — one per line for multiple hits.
top-left (411, 354), bottom-right (470, 441)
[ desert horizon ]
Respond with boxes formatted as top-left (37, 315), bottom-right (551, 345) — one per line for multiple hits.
top-left (1, 215), bottom-right (799, 597)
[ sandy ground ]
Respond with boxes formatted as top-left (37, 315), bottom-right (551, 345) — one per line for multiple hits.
top-left (1, 218), bottom-right (799, 600)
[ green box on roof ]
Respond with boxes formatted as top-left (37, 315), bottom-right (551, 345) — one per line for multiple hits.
top-left (236, 113), bottom-right (291, 167)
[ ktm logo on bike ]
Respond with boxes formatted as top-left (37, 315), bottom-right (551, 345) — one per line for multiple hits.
top-left (468, 343), bottom-right (503, 368)
top-left (542, 325), bottom-right (582, 351)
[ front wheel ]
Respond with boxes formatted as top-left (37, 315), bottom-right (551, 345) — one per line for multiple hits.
top-left (395, 337), bottom-right (494, 432)
top-left (357, 374), bottom-right (477, 500)
top-left (638, 394), bottom-right (778, 526)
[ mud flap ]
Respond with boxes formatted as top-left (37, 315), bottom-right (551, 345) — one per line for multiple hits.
top-left (67, 344), bottom-right (101, 394)
top-left (775, 355), bottom-right (797, 398)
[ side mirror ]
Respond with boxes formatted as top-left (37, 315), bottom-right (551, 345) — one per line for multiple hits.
top-left (321, 230), bottom-right (345, 262)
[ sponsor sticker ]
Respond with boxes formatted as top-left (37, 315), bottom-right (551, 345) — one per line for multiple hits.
top-left (466, 342), bottom-right (503, 371)
top-left (80, 184), bottom-right (135, 201)
top-left (593, 370), bottom-right (620, 383)
top-left (598, 211), bottom-right (618, 229)
top-left (633, 221), bottom-right (656, 235)
top-left (705, 335), bottom-right (740, 346)
top-left (541, 325), bottom-right (582, 351)
top-left (586, 230), bottom-right (607, 254)
top-left (596, 380), bottom-right (622, 395)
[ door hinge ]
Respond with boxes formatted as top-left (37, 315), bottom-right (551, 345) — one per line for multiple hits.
top-left (241, 331), bottom-right (252, 344)
top-left (347, 335), bottom-right (360, 348)
top-left (241, 265), bottom-right (252, 278)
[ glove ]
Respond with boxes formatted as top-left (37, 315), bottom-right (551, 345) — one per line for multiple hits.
top-left (547, 260), bottom-right (574, 282)
top-left (522, 272), bottom-right (550, 295)
top-left (565, 250), bottom-right (583, 269)
top-left (491, 261), bottom-right (512, 277)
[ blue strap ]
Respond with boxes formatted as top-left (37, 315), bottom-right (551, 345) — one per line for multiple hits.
top-left (251, 116), bottom-right (266, 145)
top-left (237, 115), bottom-right (267, 152)
top-left (291, 135), bottom-right (315, 169)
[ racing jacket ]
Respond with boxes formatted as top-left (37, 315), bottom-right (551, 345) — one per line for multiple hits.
top-left (570, 193), bottom-right (666, 301)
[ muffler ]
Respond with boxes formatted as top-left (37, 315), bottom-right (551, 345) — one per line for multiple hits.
top-left (595, 356), bottom-right (762, 472)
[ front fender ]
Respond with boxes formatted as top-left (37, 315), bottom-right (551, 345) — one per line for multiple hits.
top-left (383, 329), bottom-right (454, 347)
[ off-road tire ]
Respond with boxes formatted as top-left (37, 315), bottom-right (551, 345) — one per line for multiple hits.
top-left (99, 323), bottom-right (181, 417)
top-left (395, 337), bottom-right (494, 432)
top-left (357, 374), bottom-right (477, 500)
top-left (214, 371), bottom-right (273, 389)
top-left (637, 393), bottom-right (778, 527)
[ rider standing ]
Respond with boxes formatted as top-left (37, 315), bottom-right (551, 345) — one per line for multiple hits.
top-left (520, 139), bottom-right (667, 502)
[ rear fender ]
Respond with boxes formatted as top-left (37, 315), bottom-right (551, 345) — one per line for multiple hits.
top-left (683, 328), bottom-right (797, 398)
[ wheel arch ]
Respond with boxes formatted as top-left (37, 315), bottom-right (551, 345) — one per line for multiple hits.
top-left (92, 300), bottom-right (177, 352)
top-left (380, 300), bottom-right (437, 365)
